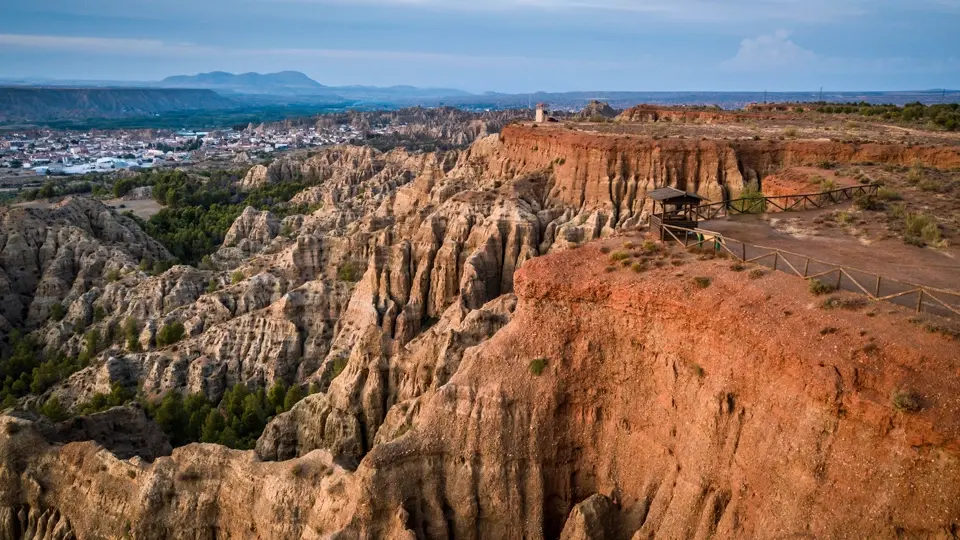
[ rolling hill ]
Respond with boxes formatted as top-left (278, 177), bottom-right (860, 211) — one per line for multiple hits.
top-left (0, 87), bottom-right (237, 122)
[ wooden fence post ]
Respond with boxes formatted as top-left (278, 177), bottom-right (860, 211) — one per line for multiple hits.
top-left (917, 290), bottom-right (924, 313)
top-left (803, 259), bottom-right (809, 278)
top-left (875, 276), bottom-right (881, 298)
top-left (773, 252), bottom-right (779, 271)
top-left (836, 269), bottom-right (843, 290)
top-left (742, 243), bottom-right (746, 262)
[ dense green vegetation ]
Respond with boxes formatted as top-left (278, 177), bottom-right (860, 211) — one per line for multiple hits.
top-left (112, 170), bottom-right (284, 265)
top-left (731, 182), bottom-right (766, 213)
top-left (1, 331), bottom-right (91, 409)
top-left (4, 325), bottom-right (315, 450)
top-left (9, 167), bottom-right (316, 266)
top-left (141, 382), bottom-right (312, 448)
top-left (125, 169), bottom-right (318, 265)
top-left (55, 380), bottom-right (314, 449)
top-left (18, 174), bottom-right (111, 201)
top-left (814, 102), bottom-right (960, 131)
top-left (40, 380), bottom-right (314, 449)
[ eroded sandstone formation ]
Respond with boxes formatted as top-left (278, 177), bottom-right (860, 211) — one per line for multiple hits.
top-left (2, 244), bottom-right (959, 539)
top-left (0, 197), bottom-right (170, 333)
top-left (5, 123), bottom-right (960, 539)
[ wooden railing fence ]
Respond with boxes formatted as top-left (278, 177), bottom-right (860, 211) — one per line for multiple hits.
top-left (692, 184), bottom-right (879, 221)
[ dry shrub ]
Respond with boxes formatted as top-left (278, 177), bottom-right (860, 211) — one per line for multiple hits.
top-left (529, 358), bottom-right (548, 376)
top-left (808, 279), bottom-right (838, 296)
top-left (821, 295), bottom-right (868, 311)
top-left (892, 389), bottom-right (923, 413)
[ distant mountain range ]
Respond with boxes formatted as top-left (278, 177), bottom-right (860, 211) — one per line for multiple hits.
top-left (159, 71), bottom-right (327, 95)
top-left (1, 71), bottom-right (957, 127)
top-left (0, 71), bottom-right (474, 103)
top-left (157, 71), bottom-right (473, 101)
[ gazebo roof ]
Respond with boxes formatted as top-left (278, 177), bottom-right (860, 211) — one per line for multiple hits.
top-left (648, 187), bottom-right (708, 202)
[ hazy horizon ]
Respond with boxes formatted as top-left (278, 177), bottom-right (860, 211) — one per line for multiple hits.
top-left (2, 1), bottom-right (959, 94)
top-left (2, 71), bottom-right (959, 96)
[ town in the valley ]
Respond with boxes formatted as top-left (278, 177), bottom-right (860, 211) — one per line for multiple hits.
top-left (0, 120), bottom-right (382, 185)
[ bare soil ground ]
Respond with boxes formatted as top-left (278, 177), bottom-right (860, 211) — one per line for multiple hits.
top-left (703, 212), bottom-right (959, 290)
top-left (14, 195), bottom-right (164, 219)
top-left (695, 162), bottom-right (959, 291)
top-left (102, 198), bottom-right (164, 219)
top-left (567, 112), bottom-right (960, 146)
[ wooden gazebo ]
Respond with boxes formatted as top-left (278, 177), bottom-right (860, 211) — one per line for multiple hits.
top-left (648, 187), bottom-right (708, 240)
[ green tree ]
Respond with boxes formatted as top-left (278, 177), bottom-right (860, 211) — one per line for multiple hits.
top-left (184, 393), bottom-right (212, 443)
top-left (267, 381), bottom-right (287, 414)
top-left (218, 426), bottom-right (240, 448)
top-left (156, 322), bottom-right (185, 347)
top-left (153, 392), bottom-right (189, 446)
top-left (40, 396), bottom-right (68, 422)
top-left (283, 385), bottom-right (305, 412)
top-left (78, 329), bottom-right (101, 366)
top-left (240, 394), bottom-right (267, 435)
top-left (76, 383), bottom-right (134, 415)
top-left (124, 317), bottom-right (142, 352)
top-left (201, 408), bottom-right (226, 443)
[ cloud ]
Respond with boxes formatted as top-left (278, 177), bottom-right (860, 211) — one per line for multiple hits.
top-left (0, 33), bottom-right (636, 70)
top-left (254, 0), bottom-right (872, 21)
top-left (0, 34), bottom-right (212, 56)
top-left (722, 30), bottom-right (818, 71)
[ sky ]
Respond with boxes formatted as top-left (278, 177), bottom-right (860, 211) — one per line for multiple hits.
top-left (0, 0), bottom-right (958, 93)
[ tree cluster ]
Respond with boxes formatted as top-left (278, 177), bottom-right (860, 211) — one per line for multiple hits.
top-left (815, 102), bottom-right (960, 131)
top-left (143, 381), bottom-right (312, 449)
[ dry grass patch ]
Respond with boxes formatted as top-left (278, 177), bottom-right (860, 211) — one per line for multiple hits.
top-left (609, 251), bottom-right (631, 262)
top-left (821, 295), bottom-right (868, 311)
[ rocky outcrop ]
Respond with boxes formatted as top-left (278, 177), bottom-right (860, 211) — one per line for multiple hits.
top-left (256, 294), bottom-right (517, 465)
top-left (222, 206), bottom-right (281, 254)
top-left (19, 405), bottom-right (171, 461)
top-left (459, 127), bottom-right (748, 227)
top-left (479, 125), bottom-right (960, 222)
top-left (45, 276), bottom-right (353, 408)
top-left (33, 126), bottom-right (960, 418)
top-left (0, 414), bottom-right (356, 539)
top-left (120, 185), bottom-right (153, 200)
top-left (559, 495), bottom-right (617, 540)
top-left (3, 243), bottom-right (960, 538)
top-left (304, 106), bottom-right (531, 147)
top-left (0, 506), bottom-right (75, 540)
top-left (0, 197), bottom-right (171, 332)
top-left (616, 105), bottom-right (735, 124)
top-left (343, 244), bottom-right (960, 538)
top-left (238, 164), bottom-right (270, 190)
top-left (576, 101), bottom-right (618, 120)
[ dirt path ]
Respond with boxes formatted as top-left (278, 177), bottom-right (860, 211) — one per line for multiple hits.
top-left (703, 211), bottom-right (960, 291)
